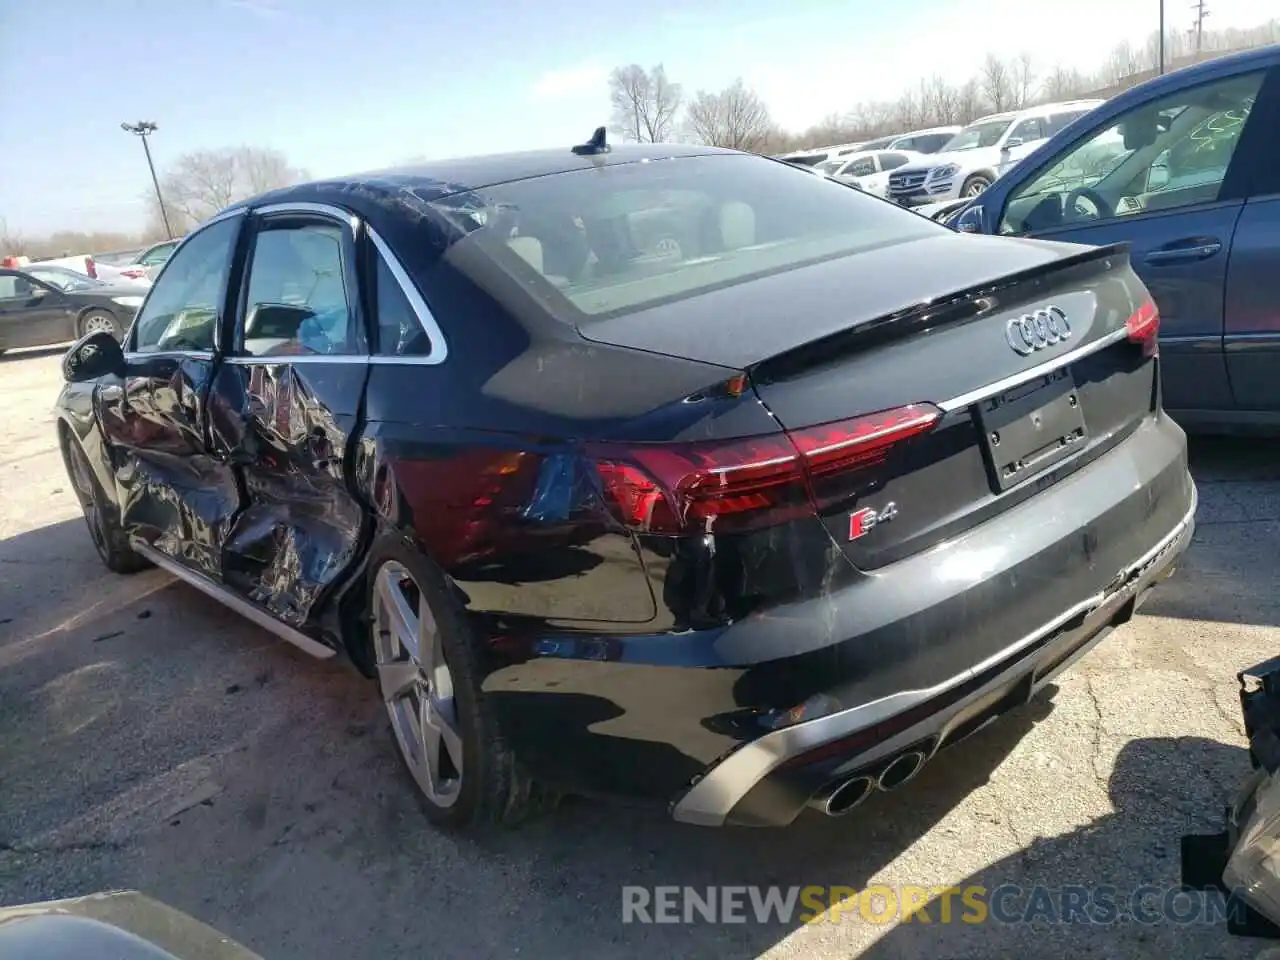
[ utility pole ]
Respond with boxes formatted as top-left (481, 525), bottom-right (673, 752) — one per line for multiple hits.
top-left (1191, 0), bottom-right (1209, 57)
top-left (1159, 0), bottom-right (1166, 74)
top-left (121, 121), bottom-right (173, 240)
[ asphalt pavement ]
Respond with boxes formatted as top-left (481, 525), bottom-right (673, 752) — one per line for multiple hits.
top-left (3, 346), bottom-right (1280, 959)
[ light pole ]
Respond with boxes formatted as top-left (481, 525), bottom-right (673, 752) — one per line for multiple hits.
top-left (121, 120), bottom-right (173, 239)
top-left (1159, 0), bottom-right (1166, 74)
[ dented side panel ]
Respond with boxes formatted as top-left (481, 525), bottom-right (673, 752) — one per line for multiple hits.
top-left (97, 353), bottom-right (240, 580)
top-left (208, 360), bottom-right (370, 628)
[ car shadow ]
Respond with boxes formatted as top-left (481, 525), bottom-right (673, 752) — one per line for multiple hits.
top-left (854, 736), bottom-right (1265, 959)
top-left (0, 345), bottom-right (69, 364)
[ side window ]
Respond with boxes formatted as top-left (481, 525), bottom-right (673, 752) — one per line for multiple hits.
top-left (1044, 110), bottom-right (1089, 137)
top-left (999, 70), bottom-right (1266, 235)
top-left (0, 272), bottom-right (26, 299)
top-left (131, 217), bottom-right (239, 354)
top-left (879, 152), bottom-right (910, 170)
top-left (1008, 118), bottom-right (1045, 145)
top-left (846, 157), bottom-right (876, 178)
top-left (373, 252), bottom-right (433, 357)
top-left (240, 220), bottom-right (363, 357)
top-left (140, 242), bottom-right (175, 266)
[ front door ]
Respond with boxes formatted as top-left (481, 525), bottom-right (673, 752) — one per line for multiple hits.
top-left (96, 215), bottom-right (246, 579)
top-left (207, 205), bottom-right (371, 630)
top-left (0, 272), bottom-right (75, 350)
top-left (1222, 69), bottom-right (1280, 410)
top-left (995, 67), bottom-right (1270, 416)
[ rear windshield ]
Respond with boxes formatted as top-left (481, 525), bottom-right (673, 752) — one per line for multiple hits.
top-left (426, 154), bottom-right (939, 322)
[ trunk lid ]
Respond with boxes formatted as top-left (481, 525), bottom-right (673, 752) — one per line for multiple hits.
top-left (584, 233), bottom-right (1158, 569)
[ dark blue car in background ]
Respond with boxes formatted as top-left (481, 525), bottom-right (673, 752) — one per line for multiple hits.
top-left (952, 44), bottom-right (1280, 433)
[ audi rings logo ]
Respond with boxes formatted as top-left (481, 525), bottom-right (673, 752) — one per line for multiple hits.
top-left (1005, 306), bottom-right (1072, 356)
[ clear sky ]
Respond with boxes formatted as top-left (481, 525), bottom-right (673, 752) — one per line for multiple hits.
top-left (1, 0), bottom-right (1275, 236)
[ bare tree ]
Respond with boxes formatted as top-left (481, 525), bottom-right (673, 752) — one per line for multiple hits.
top-left (1102, 40), bottom-right (1142, 86)
top-left (1013, 53), bottom-right (1037, 107)
top-left (925, 75), bottom-right (961, 125)
top-left (150, 146), bottom-right (309, 232)
top-left (1042, 64), bottom-right (1087, 100)
top-left (0, 216), bottom-right (24, 256)
top-left (608, 64), bottom-right (683, 143)
top-left (685, 79), bottom-right (773, 152)
top-left (956, 79), bottom-right (983, 124)
top-left (980, 54), bottom-right (1013, 113)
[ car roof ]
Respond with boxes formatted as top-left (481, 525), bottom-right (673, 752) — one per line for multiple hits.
top-left (232, 142), bottom-right (738, 214)
top-left (894, 125), bottom-right (962, 136)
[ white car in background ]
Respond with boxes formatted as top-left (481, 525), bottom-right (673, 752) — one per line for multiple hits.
top-left (856, 125), bottom-right (963, 154)
top-left (816, 149), bottom-right (926, 198)
top-left (17, 253), bottom-right (152, 287)
top-left (887, 100), bottom-right (1105, 207)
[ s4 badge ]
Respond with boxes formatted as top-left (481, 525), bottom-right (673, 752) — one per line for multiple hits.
top-left (849, 501), bottom-right (898, 541)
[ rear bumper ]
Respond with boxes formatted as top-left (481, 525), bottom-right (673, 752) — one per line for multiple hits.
top-left (672, 482), bottom-right (1195, 825)
top-left (484, 415), bottom-right (1195, 823)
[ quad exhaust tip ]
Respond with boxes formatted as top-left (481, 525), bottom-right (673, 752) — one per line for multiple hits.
top-left (876, 750), bottom-right (927, 791)
top-left (817, 776), bottom-right (875, 817)
top-left (810, 748), bottom-right (930, 817)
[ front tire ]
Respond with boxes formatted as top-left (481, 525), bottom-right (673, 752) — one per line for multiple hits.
top-left (63, 435), bottom-right (150, 574)
top-left (367, 539), bottom-right (554, 829)
top-left (78, 309), bottom-right (121, 339)
top-left (961, 175), bottom-right (991, 198)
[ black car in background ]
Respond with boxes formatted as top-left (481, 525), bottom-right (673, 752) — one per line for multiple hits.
top-left (949, 44), bottom-right (1280, 432)
top-left (54, 138), bottom-right (1195, 830)
top-left (0, 264), bottom-right (145, 355)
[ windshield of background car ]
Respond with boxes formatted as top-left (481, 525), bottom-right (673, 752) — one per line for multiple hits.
top-left (942, 119), bottom-right (1013, 151)
top-left (425, 154), bottom-right (941, 322)
top-left (27, 266), bottom-right (97, 291)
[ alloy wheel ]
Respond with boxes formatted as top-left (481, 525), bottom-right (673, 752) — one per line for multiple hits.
top-left (963, 180), bottom-right (987, 198)
top-left (82, 313), bottom-right (117, 337)
top-left (372, 560), bottom-right (464, 807)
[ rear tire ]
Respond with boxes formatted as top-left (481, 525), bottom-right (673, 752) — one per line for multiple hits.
top-left (366, 538), bottom-right (556, 830)
top-left (63, 434), bottom-right (150, 574)
top-left (78, 309), bottom-right (121, 339)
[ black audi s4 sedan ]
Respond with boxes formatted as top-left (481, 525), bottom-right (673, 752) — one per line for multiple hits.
top-left (53, 137), bottom-right (1196, 829)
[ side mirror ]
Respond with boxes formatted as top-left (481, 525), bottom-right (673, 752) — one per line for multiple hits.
top-left (954, 204), bottom-right (985, 234)
top-left (62, 331), bottom-right (126, 383)
top-left (1002, 137), bottom-right (1024, 151)
top-left (29, 286), bottom-right (48, 298)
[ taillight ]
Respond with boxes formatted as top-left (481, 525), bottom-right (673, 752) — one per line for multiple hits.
top-left (1127, 298), bottom-right (1160, 358)
top-left (590, 403), bottom-right (942, 535)
top-left (591, 436), bottom-right (811, 535)
top-left (791, 404), bottom-right (942, 512)
top-left (85, 256), bottom-right (97, 279)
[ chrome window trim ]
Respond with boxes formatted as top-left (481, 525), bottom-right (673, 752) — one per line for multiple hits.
top-left (937, 326), bottom-right (1130, 413)
top-left (367, 225), bottom-right (449, 365)
top-left (255, 201), bottom-right (360, 232)
top-left (232, 201), bottom-right (364, 360)
top-left (126, 211), bottom-right (247, 354)
top-left (123, 350), bottom-right (215, 362)
top-left (222, 354), bottom-right (368, 365)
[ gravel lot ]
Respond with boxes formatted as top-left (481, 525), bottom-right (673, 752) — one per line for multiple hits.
top-left (3, 345), bottom-right (1280, 959)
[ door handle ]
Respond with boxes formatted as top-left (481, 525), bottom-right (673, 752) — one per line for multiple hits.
top-left (1143, 241), bottom-right (1222, 265)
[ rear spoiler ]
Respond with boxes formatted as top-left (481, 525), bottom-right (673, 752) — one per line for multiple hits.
top-left (749, 241), bottom-right (1131, 385)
